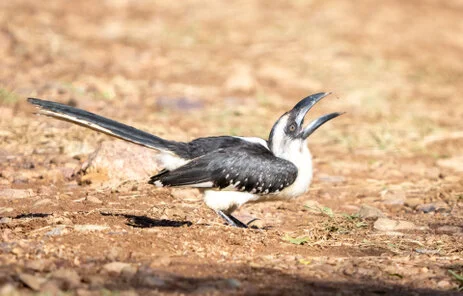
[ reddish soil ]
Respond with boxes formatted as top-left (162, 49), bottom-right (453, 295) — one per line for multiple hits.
top-left (0, 0), bottom-right (462, 295)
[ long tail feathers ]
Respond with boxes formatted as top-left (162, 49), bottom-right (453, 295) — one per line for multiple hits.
top-left (27, 98), bottom-right (188, 156)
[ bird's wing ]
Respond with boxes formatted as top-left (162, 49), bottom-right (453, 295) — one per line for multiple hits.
top-left (185, 136), bottom-right (268, 158)
top-left (149, 144), bottom-right (298, 194)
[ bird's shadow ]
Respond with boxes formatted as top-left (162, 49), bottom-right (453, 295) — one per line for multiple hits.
top-left (100, 212), bottom-right (192, 228)
top-left (13, 213), bottom-right (52, 219)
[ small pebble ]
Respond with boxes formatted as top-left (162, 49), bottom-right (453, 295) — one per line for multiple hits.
top-left (404, 197), bottom-right (422, 208)
top-left (416, 202), bottom-right (449, 213)
top-left (225, 278), bottom-right (241, 289)
top-left (436, 280), bottom-right (452, 290)
top-left (0, 217), bottom-right (12, 224)
top-left (86, 196), bottom-right (103, 204)
top-left (73, 225), bottom-right (109, 232)
top-left (357, 205), bottom-right (385, 220)
top-left (46, 226), bottom-right (66, 236)
top-left (374, 218), bottom-right (417, 231)
top-left (103, 262), bottom-right (132, 274)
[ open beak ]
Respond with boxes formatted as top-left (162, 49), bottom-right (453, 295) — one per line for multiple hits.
top-left (302, 112), bottom-right (343, 139)
top-left (290, 92), bottom-right (343, 139)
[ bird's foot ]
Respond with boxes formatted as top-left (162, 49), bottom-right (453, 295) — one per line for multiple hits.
top-left (216, 211), bottom-right (248, 228)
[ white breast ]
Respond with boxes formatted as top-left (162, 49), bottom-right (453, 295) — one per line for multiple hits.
top-left (278, 141), bottom-right (313, 198)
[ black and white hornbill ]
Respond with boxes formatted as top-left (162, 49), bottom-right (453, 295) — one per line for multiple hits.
top-left (28, 92), bottom-right (343, 228)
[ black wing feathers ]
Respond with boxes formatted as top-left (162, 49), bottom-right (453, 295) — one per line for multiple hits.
top-left (186, 137), bottom-right (257, 159)
top-left (149, 144), bottom-right (298, 194)
top-left (153, 161), bottom-right (212, 186)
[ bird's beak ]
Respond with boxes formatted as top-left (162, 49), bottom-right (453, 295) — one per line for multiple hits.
top-left (292, 92), bottom-right (331, 126)
top-left (301, 112), bottom-right (344, 139)
top-left (290, 92), bottom-right (343, 139)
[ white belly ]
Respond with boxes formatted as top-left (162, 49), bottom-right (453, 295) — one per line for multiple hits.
top-left (204, 190), bottom-right (259, 214)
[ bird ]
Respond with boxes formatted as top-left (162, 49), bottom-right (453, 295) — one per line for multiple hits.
top-left (28, 92), bottom-right (343, 228)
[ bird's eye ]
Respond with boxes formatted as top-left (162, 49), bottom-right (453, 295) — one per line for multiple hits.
top-left (289, 124), bottom-right (296, 132)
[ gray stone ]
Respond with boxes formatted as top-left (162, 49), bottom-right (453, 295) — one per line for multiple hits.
top-left (415, 248), bottom-right (440, 255)
top-left (46, 226), bottom-right (67, 236)
top-left (225, 278), bottom-right (241, 289)
top-left (374, 218), bottom-right (417, 231)
top-left (80, 141), bottom-right (161, 185)
top-left (416, 202), bottom-right (449, 213)
top-left (0, 217), bottom-right (12, 224)
top-left (357, 205), bottom-right (385, 220)
top-left (380, 189), bottom-right (406, 206)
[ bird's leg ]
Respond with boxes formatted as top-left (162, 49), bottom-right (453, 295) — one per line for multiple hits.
top-left (216, 211), bottom-right (248, 228)
top-left (228, 214), bottom-right (249, 228)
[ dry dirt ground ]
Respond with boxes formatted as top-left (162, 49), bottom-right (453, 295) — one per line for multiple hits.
top-left (1, 0), bottom-right (463, 295)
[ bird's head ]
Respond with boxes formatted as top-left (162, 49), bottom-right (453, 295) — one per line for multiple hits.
top-left (268, 92), bottom-right (343, 157)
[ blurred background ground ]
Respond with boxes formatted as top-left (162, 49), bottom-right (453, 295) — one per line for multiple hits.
top-left (0, 0), bottom-right (462, 295)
